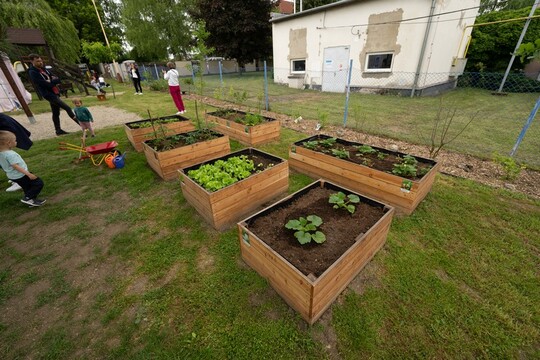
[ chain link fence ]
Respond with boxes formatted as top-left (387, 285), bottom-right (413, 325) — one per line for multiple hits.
top-left (136, 64), bottom-right (540, 168)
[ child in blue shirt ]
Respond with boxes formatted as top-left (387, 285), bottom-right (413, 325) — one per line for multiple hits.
top-left (0, 131), bottom-right (45, 206)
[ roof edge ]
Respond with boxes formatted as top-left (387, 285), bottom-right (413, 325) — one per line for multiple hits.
top-left (270, 0), bottom-right (360, 23)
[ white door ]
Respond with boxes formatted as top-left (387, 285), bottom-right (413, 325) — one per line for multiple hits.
top-left (322, 46), bottom-right (350, 93)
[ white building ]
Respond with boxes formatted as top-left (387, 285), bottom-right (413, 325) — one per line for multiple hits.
top-left (271, 0), bottom-right (480, 96)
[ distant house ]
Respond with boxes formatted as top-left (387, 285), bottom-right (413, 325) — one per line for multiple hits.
top-left (271, 0), bottom-right (481, 95)
top-left (278, 0), bottom-right (294, 14)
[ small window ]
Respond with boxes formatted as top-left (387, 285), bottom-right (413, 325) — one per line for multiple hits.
top-left (366, 52), bottom-right (393, 72)
top-left (291, 59), bottom-right (306, 73)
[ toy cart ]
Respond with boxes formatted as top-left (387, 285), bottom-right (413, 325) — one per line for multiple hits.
top-left (59, 140), bottom-right (119, 166)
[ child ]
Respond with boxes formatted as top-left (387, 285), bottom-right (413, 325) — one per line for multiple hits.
top-left (0, 131), bottom-right (46, 207)
top-left (72, 98), bottom-right (95, 137)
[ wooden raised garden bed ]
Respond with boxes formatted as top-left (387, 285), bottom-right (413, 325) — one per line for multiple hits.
top-left (180, 148), bottom-right (289, 230)
top-left (142, 129), bottom-right (230, 181)
top-left (125, 114), bottom-right (195, 152)
top-left (206, 109), bottom-right (280, 146)
top-left (238, 180), bottom-right (394, 324)
top-left (289, 135), bottom-right (440, 215)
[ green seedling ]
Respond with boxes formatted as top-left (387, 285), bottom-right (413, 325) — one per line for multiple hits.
top-left (319, 137), bottom-right (336, 148)
top-left (329, 191), bottom-right (360, 214)
top-left (355, 145), bottom-right (378, 155)
top-left (302, 140), bottom-right (319, 150)
top-left (285, 215), bottom-right (326, 244)
top-left (331, 148), bottom-right (349, 159)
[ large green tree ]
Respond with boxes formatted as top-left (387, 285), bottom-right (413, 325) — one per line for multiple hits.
top-left (44, 0), bottom-right (123, 44)
top-left (0, 0), bottom-right (79, 62)
top-left (466, 6), bottom-right (540, 71)
top-left (120, 0), bottom-right (194, 61)
top-left (480, 0), bottom-right (536, 14)
top-left (193, 0), bottom-right (276, 67)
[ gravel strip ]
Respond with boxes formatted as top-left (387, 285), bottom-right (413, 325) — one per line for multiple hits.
top-left (9, 105), bottom-right (141, 141)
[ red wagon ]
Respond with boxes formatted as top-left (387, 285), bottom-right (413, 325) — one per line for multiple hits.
top-left (59, 140), bottom-right (119, 166)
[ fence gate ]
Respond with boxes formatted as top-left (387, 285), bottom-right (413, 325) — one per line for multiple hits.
top-left (322, 46), bottom-right (350, 93)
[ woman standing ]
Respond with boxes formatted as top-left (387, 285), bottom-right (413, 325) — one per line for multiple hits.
top-left (162, 62), bottom-right (185, 115)
top-left (130, 63), bottom-right (143, 95)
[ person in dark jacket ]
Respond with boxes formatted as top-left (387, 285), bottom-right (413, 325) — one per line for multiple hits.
top-left (129, 63), bottom-right (143, 95)
top-left (27, 54), bottom-right (79, 136)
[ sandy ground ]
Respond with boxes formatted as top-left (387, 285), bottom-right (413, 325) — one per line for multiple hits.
top-left (10, 105), bottom-right (141, 141)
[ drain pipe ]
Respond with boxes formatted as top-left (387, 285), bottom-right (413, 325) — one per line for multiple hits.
top-left (411, 0), bottom-right (437, 98)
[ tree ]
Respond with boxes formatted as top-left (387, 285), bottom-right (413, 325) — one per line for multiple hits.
top-left (81, 41), bottom-right (122, 64)
top-left (465, 6), bottom-right (540, 71)
top-left (480, 0), bottom-right (536, 14)
top-left (44, 0), bottom-right (123, 44)
top-left (193, 0), bottom-right (276, 67)
top-left (120, 0), bottom-right (194, 61)
top-left (517, 39), bottom-right (540, 62)
top-left (0, 0), bottom-right (79, 63)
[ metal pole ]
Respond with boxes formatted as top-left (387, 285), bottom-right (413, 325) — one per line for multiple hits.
top-left (411, 0), bottom-right (437, 98)
top-left (498, 1), bottom-right (539, 93)
top-left (91, 0), bottom-right (120, 78)
top-left (154, 64), bottom-right (158, 80)
top-left (264, 61), bottom-right (269, 111)
top-left (343, 59), bottom-right (353, 127)
top-left (219, 60), bottom-right (223, 86)
top-left (510, 95), bottom-right (540, 157)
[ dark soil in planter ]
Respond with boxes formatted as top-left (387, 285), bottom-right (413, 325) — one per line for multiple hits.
top-left (296, 135), bottom-right (434, 180)
top-left (208, 109), bottom-right (275, 125)
top-left (126, 114), bottom-right (189, 129)
top-left (146, 129), bottom-right (222, 151)
top-left (247, 186), bottom-right (386, 277)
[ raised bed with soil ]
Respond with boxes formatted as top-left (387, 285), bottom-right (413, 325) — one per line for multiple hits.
top-left (143, 129), bottom-right (230, 181)
top-left (289, 134), bottom-right (440, 215)
top-left (206, 109), bottom-right (280, 146)
top-left (180, 148), bottom-right (289, 230)
top-left (239, 180), bottom-right (394, 324)
top-left (125, 114), bottom-right (195, 152)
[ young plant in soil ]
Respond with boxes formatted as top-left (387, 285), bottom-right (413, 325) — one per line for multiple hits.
top-left (355, 145), bottom-right (378, 155)
top-left (392, 154), bottom-right (419, 177)
top-left (302, 140), bottom-right (319, 150)
top-left (129, 118), bottom-right (178, 129)
top-left (331, 148), bottom-right (350, 159)
top-left (239, 113), bottom-right (264, 126)
top-left (329, 192), bottom-right (360, 214)
top-left (285, 215), bottom-right (326, 245)
top-left (186, 155), bottom-right (274, 192)
top-left (319, 137), bottom-right (336, 148)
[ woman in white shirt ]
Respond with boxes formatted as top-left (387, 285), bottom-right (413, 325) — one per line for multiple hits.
top-left (162, 62), bottom-right (185, 115)
top-left (130, 63), bottom-right (143, 95)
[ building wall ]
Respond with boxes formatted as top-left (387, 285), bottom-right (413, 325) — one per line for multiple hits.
top-left (272, 0), bottom-right (479, 91)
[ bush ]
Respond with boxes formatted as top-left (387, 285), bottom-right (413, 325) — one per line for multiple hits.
top-left (147, 78), bottom-right (169, 92)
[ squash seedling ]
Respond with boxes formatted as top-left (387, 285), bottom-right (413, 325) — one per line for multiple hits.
top-left (329, 191), bottom-right (360, 214)
top-left (285, 215), bottom-right (326, 244)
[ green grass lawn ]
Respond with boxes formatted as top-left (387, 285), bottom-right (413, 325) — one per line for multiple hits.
top-left (1, 80), bottom-right (539, 359)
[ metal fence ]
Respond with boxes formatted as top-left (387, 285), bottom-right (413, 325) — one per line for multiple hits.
top-left (170, 67), bottom-right (539, 168)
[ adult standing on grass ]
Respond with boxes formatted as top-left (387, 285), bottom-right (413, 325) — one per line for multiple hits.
top-left (130, 63), bottom-right (143, 95)
top-left (27, 54), bottom-right (79, 136)
top-left (162, 61), bottom-right (186, 115)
